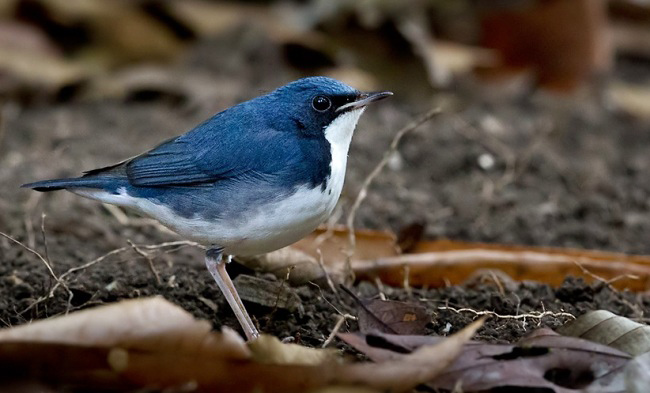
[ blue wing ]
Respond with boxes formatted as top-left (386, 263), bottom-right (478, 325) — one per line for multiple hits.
top-left (124, 108), bottom-right (288, 187)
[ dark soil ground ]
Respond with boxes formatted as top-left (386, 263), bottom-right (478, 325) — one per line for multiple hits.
top-left (2, 29), bottom-right (650, 347)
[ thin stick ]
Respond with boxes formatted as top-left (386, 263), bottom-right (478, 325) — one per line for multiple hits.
top-left (0, 230), bottom-right (73, 312)
top-left (40, 213), bottom-right (51, 267)
top-left (345, 107), bottom-right (442, 282)
top-left (374, 277), bottom-right (387, 301)
top-left (316, 249), bottom-right (338, 296)
top-left (573, 260), bottom-right (639, 288)
top-left (403, 264), bottom-right (412, 298)
top-left (128, 239), bottom-right (162, 285)
top-left (437, 305), bottom-right (575, 321)
top-left (322, 313), bottom-right (356, 348)
top-left (20, 240), bottom-right (202, 314)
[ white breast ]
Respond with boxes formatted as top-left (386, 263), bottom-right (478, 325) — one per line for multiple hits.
top-left (73, 109), bottom-right (365, 256)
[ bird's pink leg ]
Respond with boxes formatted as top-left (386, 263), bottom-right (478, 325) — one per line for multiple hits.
top-left (205, 247), bottom-right (259, 340)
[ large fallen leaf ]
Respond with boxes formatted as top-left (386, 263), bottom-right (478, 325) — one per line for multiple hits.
top-left (0, 296), bottom-right (480, 392)
top-left (354, 239), bottom-right (650, 291)
top-left (0, 296), bottom-right (249, 359)
top-left (340, 328), bottom-right (630, 392)
top-left (343, 287), bottom-right (429, 335)
top-left (558, 310), bottom-right (650, 356)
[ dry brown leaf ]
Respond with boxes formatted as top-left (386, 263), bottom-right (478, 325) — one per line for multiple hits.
top-left (28, 0), bottom-right (183, 66)
top-left (248, 335), bottom-right (340, 365)
top-left (558, 310), bottom-right (650, 356)
top-left (0, 296), bottom-right (249, 359)
top-left (0, 298), bottom-right (479, 392)
top-left (341, 327), bottom-right (630, 392)
top-left (342, 287), bottom-right (429, 335)
top-left (0, 20), bottom-right (88, 93)
top-left (332, 318), bottom-right (483, 393)
top-left (168, 1), bottom-right (267, 37)
top-left (294, 225), bottom-right (399, 264)
top-left (357, 299), bottom-right (429, 335)
top-left (354, 239), bottom-right (650, 291)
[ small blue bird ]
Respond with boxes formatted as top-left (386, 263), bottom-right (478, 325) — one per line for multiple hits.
top-left (23, 77), bottom-right (391, 339)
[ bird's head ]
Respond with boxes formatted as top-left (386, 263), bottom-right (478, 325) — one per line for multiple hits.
top-left (263, 77), bottom-right (392, 145)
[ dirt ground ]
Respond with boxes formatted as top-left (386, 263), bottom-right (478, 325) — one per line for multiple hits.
top-left (2, 29), bottom-right (650, 346)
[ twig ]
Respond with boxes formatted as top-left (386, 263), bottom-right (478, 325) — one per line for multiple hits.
top-left (438, 306), bottom-right (575, 322)
top-left (345, 107), bottom-right (442, 283)
top-left (272, 266), bottom-right (293, 310)
top-left (40, 213), bottom-right (51, 267)
top-left (573, 260), bottom-right (639, 289)
top-left (316, 249), bottom-right (338, 296)
top-left (308, 282), bottom-right (347, 317)
top-left (127, 239), bottom-right (162, 285)
top-left (22, 192), bottom-right (41, 250)
top-left (374, 277), bottom-right (387, 301)
top-left (403, 264), bottom-right (412, 299)
top-left (20, 240), bottom-right (202, 314)
top-left (0, 230), bottom-right (74, 313)
top-left (322, 313), bottom-right (356, 348)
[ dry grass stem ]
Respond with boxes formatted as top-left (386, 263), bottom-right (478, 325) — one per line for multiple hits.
top-left (573, 260), bottom-right (640, 289)
top-left (437, 305), bottom-right (575, 330)
top-left (17, 240), bottom-right (203, 315)
top-left (322, 313), bottom-right (356, 348)
top-left (127, 239), bottom-right (162, 285)
top-left (0, 230), bottom-right (74, 313)
top-left (345, 107), bottom-right (442, 282)
top-left (316, 249), bottom-right (338, 297)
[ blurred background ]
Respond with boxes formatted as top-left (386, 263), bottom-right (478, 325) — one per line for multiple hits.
top-left (2, 0), bottom-right (650, 255)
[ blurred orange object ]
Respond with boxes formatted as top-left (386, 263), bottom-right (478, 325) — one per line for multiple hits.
top-left (479, 0), bottom-right (612, 92)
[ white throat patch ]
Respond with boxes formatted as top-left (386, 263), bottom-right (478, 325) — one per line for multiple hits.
top-left (323, 108), bottom-right (365, 193)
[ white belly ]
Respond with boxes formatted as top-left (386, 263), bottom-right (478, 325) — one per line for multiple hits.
top-left (144, 183), bottom-right (342, 255)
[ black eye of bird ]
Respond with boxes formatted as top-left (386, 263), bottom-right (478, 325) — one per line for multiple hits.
top-left (312, 95), bottom-right (331, 112)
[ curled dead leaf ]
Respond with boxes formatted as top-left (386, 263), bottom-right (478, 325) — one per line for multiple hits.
top-left (355, 239), bottom-right (650, 291)
top-left (558, 310), bottom-right (650, 356)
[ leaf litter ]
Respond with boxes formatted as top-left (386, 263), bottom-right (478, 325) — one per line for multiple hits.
top-left (0, 297), bottom-right (482, 392)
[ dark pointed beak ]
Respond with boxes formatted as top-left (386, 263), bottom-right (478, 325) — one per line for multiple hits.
top-left (336, 91), bottom-right (393, 112)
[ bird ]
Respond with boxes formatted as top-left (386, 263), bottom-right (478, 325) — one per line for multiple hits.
top-left (22, 77), bottom-right (392, 340)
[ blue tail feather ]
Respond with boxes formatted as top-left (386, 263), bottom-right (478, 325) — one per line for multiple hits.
top-left (21, 177), bottom-right (121, 192)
